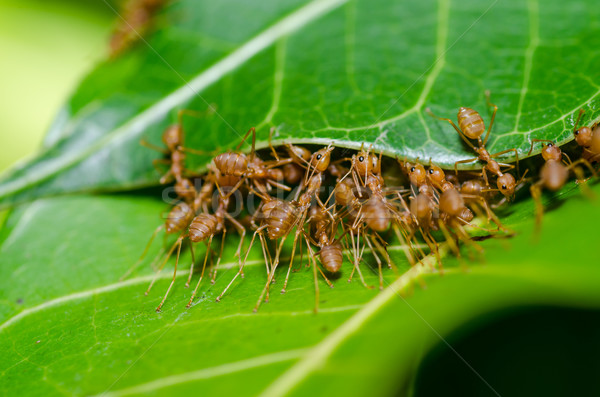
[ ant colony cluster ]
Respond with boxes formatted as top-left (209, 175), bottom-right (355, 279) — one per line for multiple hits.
top-left (123, 92), bottom-right (599, 313)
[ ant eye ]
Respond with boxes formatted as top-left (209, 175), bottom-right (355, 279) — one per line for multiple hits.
top-left (428, 169), bottom-right (434, 174)
top-left (548, 143), bottom-right (553, 147)
top-left (316, 154), bottom-right (322, 160)
top-left (575, 130), bottom-right (579, 135)
top-left (502, 185), bottom-right (507, 190)
top-left (359, 156), bottom-right (364, 162)
top-left (410, 167), bottom-right (416, 172)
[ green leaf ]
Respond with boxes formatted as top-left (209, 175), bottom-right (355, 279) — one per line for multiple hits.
top-left (1, 179), bottom-right (600, 396)
top-left (2, 0), bottom-right (600, 206)
top-left (3, 0), bottom-right (600, 395)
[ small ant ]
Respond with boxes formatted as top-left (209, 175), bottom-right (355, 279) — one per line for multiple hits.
top-left (573, 109), bottom-right (600, 165)
top-left (427, 91), bottom-right (523, 200)
top-left (528, 139), bottom-right (596, 231)
top-left (209, 127), bottom-right (291, 197)
top-left (109, 0), bottom-right (165, 57)
top-left (142, 109), bottom-right (214, 202)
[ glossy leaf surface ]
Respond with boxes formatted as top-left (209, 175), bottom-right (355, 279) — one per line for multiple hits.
top-left (1, 0), bottom-right (600, 206)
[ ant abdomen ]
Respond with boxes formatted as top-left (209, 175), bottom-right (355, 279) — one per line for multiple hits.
top-left (439, 189), bottom-right (464, 218)
top-left (457, 107), bottom-right (485, 139)
top-left (266, 201), bottom-right (297, 239)
top-left (165, 202), bottom-right (194, 234)
top-left (320, 242), bottom-right (343, 273)
top-left (188, 214), bottom-right (218, 242)
top-left (334, 178), bottom-right (356, 206)
top-left (540, 160), bottom-right (569, 191)
top-left (283, 163), bottom-right (304, 184)
top-left (213, 152), bottom-right (248, 177)
top-left (363, 197), bottom-right (390, 232)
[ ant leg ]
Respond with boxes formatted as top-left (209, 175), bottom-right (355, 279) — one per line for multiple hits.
top-left (185, 243), bottom-right (196, 288)
top-left (217, 226), bottom-right (265, 302)
top-left (342, 232), bottom-right (371, 288)
top-left (281, 222), bottom-right (305, 294)
top-left (259, 232), bottom-right (271, 276)
top-left (570, 163), bottom-right (595, 199)
top-left (392, 223), bottom-right (416, 267)
top-left (222, 178), bottom-right (246, 200)
top-left (364, 236), bottom-right (384, 290)
top-left (177, 108), bottom-right (216, 125)
top-left (570, 158), bottom-right (598, 185)
top-left (211, 228), bottom-right (227, 284)
top-left (454, 223), bottom-right (484, 259)
top-left (266, 179), bottom-right (292, 192)
top-left (491, 148), bottom-right (520, 177)
top-left (303, 240), bottom-right (321, 313)
top-left (120, 224), bottom-right (164, 281)
top-left (253, 234), bottom-right (288, 312)
top-left (454, 158), bottom-right (479, 176)
top-left (481, 167), bottom-right (490, 187)
top-left (423, 231), bottom-right (442, 273)
top-left (140, 139), bottom-right (169, 154)
top-left (179, 146), bottom-right (217, 156)
top-left (186, 235), bottom-right (213, 308)
top-left (372, 232), bottom-right (396, 272)
top-left (527, 139), bottom-right (555, 156)
top-left (483, 90), bottom-right (498, 145)
top-left (145, 234), bottom-right (184, 295)
top-left (156, 237), bottom-right (185, 312)
top-left (529, 184), bottom-right (544, 238)
top-left (225, 213), bottom-right (246, 266)
top-left (235, 127), bottom-right (255, 151)
top-left (437, 220), bottom-right (462, 260)
top-left (268, 127), bottom-right (280, 160)
top-left (573, 109), bottom-right (585, 131)
top-left (159, 169), bottom-right (174, 185)
top-left (347, 229), bottom-right (358, 283)
top-left (148, 246), bottom-right (166, 273)
top-left (426, 108), bottom-right (477, 151)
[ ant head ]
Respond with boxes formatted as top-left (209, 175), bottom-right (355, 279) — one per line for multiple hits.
top-left (497, 173), bottom-right (516, 199)
top-left (162, 124), bottom-right (183, 151)
top-left (352, 151), bottom-right (379, 175)
top-left (439, 188), bottom-right (464, 217)
top-left (541, 142), bottom-right (561, 162)
top-left (310, 146), bottom-right (334, 172)
top-left (406, 162), bottom-right (426, 186)
top-left (426, 163), bottom-right (445, 185)
top-left (574, 126), bottom-right (593, 147)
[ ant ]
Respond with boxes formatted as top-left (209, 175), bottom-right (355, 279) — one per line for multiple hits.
top-left (109, 0), bottom-right (165, 57)
top-left (141, 109), bottom-right (214, 202)
top-left (121, 201), bottom-right (195, 281)
top-left (145, 180), bottom-right (246, 311)
top-left (251, 145), bottom-right (334, 311)
top-left (426, 91), bottom-right (523, 201)
top-left (528, 139), bottom-right (596, 231)
top-left (573, 109), bottom-right (600, 165)
top-left (195, 127), bottom-right (293, 199)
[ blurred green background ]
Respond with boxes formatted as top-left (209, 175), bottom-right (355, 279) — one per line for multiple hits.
top-left (0, 0), bottom-right (114, 172)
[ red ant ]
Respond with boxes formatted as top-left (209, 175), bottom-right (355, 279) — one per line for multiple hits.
top-left (427, 91), bottom-right (525, 201)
